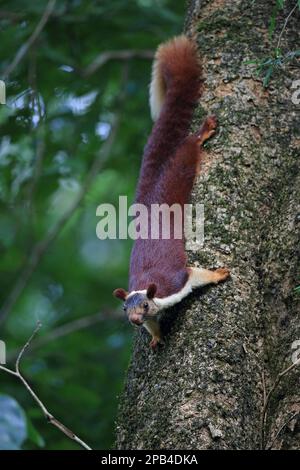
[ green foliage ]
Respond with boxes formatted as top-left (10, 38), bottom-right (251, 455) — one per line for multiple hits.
top-left (26, 416), bottom-right (45, 448)
top-left (246, 50), bottom-right (300, 87)
top-left (247, 0), bottom-right (300, 87)
top-left (0, 0), bottom-right (184, 450)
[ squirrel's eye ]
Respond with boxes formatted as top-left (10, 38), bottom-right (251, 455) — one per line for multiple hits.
top-left (143, 302), bottom-right (149, 309)
top-left (123, 305), bottom-right (127, 311)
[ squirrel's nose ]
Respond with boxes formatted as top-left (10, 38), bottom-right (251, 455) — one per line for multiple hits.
top-left (130, 314), bottom-right (143, 326)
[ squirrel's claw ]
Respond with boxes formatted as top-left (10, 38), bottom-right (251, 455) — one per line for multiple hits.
top-left (150, 337), bottom-right (164, 351)
top-left (214, 267), bottom-right (230, 283)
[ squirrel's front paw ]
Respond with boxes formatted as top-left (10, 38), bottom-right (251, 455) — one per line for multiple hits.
top-left (150, 337), bottom-right (164, 351)
top-left (214, 267), bottom-right (230, 283)
top-left (205, 115), bottom-right (217, 134)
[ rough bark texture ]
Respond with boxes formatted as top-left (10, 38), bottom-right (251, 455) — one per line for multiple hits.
top-left (116, 0), bottom-right (300, 450)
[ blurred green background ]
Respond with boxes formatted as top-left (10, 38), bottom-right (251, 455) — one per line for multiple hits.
top-left (0, 0), bottom-right (184, 450)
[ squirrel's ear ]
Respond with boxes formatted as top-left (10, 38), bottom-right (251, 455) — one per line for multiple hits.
top-left (147, 283), bottom-right (157, 299)
top-left (113, 288), bottom-right (128, 301)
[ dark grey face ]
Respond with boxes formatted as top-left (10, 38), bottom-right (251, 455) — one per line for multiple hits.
top-left (124, 293), bottom-right (145, 310)
top-left (113, 283), bottom-right (159, 325)
top-left (123, 293), bottom-right (159, 325)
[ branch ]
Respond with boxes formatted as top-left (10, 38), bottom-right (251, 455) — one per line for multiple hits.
top-left (0, 114), bottom-right (120, 326)
top-left (3, 0), bottom-right (56, 79)
top-left (7, 309), bottom-right (123, 361)
top-left (0, 322), bottom-right (92, 450)
top-left (83, 49), bottom-right (154, 77)
top-left (0, 11), bottom-right (24, 22)
top-left (261, 357), bottom-right (300, 449)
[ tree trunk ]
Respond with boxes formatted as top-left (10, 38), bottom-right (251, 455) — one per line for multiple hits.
top-left (116, 0), bottom-right (300, 450)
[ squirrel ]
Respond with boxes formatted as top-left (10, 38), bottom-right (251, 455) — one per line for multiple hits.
top-left (113, 36), bottom-right (230, 350)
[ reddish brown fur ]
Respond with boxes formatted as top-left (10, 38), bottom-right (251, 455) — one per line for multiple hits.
top-left (129, 37), bottom-right (207, 298)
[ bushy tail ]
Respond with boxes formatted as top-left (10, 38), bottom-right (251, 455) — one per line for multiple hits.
top-left (149, 35), bottom-right (201, 121)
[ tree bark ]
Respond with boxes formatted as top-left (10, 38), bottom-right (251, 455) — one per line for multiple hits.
top-left (116, 0), bottom-right (300, 450)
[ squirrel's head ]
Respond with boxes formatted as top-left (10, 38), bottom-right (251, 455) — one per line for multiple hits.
top-left (113, 284), bottom-right (159, 326)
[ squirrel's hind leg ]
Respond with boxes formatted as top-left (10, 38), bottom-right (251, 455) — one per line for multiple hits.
top-left (188, 267), bottom-right (230, 288)
top-left (193, 115), bottom-right (217, 175)
top-left (196, 115), bottom-right (217, 147)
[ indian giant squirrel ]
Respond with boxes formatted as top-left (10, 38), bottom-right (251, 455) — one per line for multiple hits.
top-left (113, 36), bottom-right (230, 349)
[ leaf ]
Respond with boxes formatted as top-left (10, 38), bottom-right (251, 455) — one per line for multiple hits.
top-left (0, 105), bottom-right (16, 125)
top-left (0, 395), bottom-right (27, 450)
top-left (263, 66), bottom-right (274, 88)
top-left (290, 50), bottom-right (299, 57)
top-left (26, 416), bottom-right (45, 448)
top-left (244, 59), bottom-right (260, 65)
top-left (268, 9), bottom-right (277, 38)
top-left (275, 48), bottom-right (282, 58)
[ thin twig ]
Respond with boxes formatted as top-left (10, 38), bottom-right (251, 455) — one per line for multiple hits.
top-left (0, 323), bottom-right (92, 450)
top-left (3, 0), bottom-right (56, 79)
top-left (16, 321), bottom-right (43, 374)
top-left (262, 370), bottom-right (267, 406)
top-left (267, 411), bottom-right (299, 450)
top-left (0, 115), bottom-right (120, 326)
top-left (0, 365), bottom-right (18, 377)
top-left (276, 2), bottom-right (298, 52)
top-left (83, 49), bottom-right (154, 77)
top-left (265, 357), bottom-right (300, 410)
top-left (261, 357), bottom-right (300, 449)
top-left (260, 369), bottom-right (267, 449)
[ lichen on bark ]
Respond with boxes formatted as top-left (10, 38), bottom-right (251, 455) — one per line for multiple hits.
top-left (116, 0), bottom-right (300, 450)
